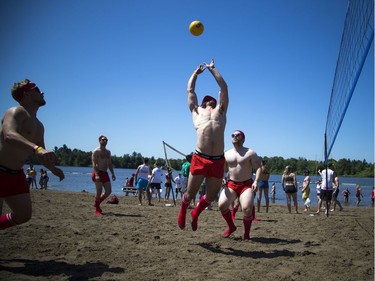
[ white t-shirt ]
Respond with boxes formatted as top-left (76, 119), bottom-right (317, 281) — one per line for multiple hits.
top-left (137, 165), bottom-right (150, 180)
top-left (174, 176), bottom-right (185, 188)
top-left (151, 167), bottom-right (163, 183)
top-left (321, 169), bottom-right (334, 190)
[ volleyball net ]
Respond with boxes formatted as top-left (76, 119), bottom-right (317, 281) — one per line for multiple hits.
top-left (324, 0), bottom-right (374, 163)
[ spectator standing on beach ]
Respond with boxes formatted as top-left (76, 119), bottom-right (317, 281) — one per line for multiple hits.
top-left (371, 187), bottom-right (374, 207)
top-left (355, 185), bottom-right (363, 207)
top-left (149, 162), bottom-right (163, 203)
top-left (178, 59), bottom-right (229, 231)
top-left (281, 166), bottom-right (299, 214)
top-left (174, 173), bottom-right (185, 200)
top-left (135, 158), bottom-right (152, 206)
top-left (164, 168), bottom-right (175, 201)
top-left (331, 175), bottom-right (343, 211)
top-left (257, 160), bottom-right (270, 213)
top-left (0, 79), bottom-right (64, 230)
top-left (316, 179), bottom-right (322, 208)
top-left (342, 187), bottom-right (350, 203)
top-left (181, 153), bottom-right (194, 206)
top-left (39, 169), bottom-right (49, 189)
top-left (300, 170), bottom-right (311, 212)
top-left (218, 130), bottom-right (261, 240)
top-left (91, 135), bottom-right (116, 215)
top-left (26, 165), bottom-right (37, 189)
top-left (26, 166), bottom-right (33, 189)
top-left (316, 162), bottom-right (336, 216)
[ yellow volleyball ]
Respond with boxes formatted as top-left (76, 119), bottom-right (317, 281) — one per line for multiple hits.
top-left (189, 20), bottom-right (204, 36)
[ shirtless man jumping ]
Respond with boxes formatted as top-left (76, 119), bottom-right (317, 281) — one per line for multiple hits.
top-left (178, 59), bottom-right (229, 231)
top-left (92, 135), bottom-right (116, 215)
top-left (218, 130), bottom-right (261, 240)
top-left (0, 79), bottom-right (64, 230)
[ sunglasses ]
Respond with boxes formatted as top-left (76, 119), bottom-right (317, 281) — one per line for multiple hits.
top-left (100, 138), bottom-right (108, 142)
top-left (25, 86), bottom-right (42, 94)
top-left (231, 133), bottom-right (241, 138)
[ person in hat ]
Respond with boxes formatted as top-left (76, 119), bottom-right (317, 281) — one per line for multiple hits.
top-left (178, 59), bottom-right (229, 231)
top-left (92, 135), bottom-right (116, 215)
top-left (0, 79), bottom-right (64, 230)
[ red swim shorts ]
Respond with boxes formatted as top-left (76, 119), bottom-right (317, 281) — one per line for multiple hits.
top-left (190, 152), bottom-right (225, 179)
top-left (0, 168), bottom-right (30, 197)
top-left (227, 179), bottom-right (254, 197)
top-left (92, 170), bottom-right (110, 183)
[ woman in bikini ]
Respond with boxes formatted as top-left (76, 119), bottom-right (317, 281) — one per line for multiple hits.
top-left (281, 166), bottom-right (299, 213)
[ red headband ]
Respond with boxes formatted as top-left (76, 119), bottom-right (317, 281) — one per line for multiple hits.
top-left (201, 95), bottom-right (217, 107)
top-left (13, 82), bottom-right (36, 102)
top-left (99, 135), bottom-right (107, 141)
top-left (235, 130), bottom-right (245, 141)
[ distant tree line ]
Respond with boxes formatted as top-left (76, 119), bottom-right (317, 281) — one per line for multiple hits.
top-left (27, 144), bottom-right (374, 178)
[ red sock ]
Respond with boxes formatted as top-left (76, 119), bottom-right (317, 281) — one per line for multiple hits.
top-left (243, 215), bottom-right (254, 240)
top-left (178, 194), bottom-right (191, 229)
top-left (232, 204), bottom-right (239, 220)
top-left (94, 197), bottom-right (103, 215)
top-left (0, 213), bottom-right (16, 230)
top-left (221, 209), bottom-right (237, 237)
top-left (191, 195), bottom-right (211, 231)
top-left (99, 194), bottom-right (106, 203)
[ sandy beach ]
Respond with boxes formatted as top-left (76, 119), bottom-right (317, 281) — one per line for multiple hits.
top-left (0, 189), bottom-right (373, 281)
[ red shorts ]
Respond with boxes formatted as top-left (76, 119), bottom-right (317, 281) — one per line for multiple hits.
top-left (92, 170), bottom-right (110, 183)
top-left (227, 179), bottom-right (254, 197)
top-left (0, 168), bottom-right (30, 197)
top-left (190, 152), bottom-right (225, 179)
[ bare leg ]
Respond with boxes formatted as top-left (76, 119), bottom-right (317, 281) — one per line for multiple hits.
top-left (286, 193), bottom-right (292, 213)
top-left (292, 192), bottom-right (299, 213)
top-left (264, 187), bottom-right (269, 213)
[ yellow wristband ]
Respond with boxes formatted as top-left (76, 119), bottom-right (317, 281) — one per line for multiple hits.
top-left (193, 72), bottom-right (198, 77)
top-left (35, 146), bottom-right (43, 154)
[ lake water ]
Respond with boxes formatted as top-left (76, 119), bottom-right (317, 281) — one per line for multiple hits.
top-left (29, 165), bottom-right (375, 208)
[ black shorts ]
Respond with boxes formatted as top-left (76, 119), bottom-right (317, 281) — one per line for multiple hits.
top-left (150, 183), bottom-right (161, 190)
top-left (165, 182), bottom-right (172, 188)
top-left (285, 185), bottom-right (297, 194)
top-left (320, 190), bottom-right (333, 201)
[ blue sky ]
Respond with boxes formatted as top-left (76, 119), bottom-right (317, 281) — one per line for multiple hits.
top-left (1, 0), bottom-right (373, 163)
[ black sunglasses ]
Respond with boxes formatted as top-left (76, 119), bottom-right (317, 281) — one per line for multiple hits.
top-left (231, 133), bottom-right (241, 138)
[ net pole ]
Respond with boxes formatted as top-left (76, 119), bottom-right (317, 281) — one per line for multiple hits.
top-left (162, 141), bottom-right (176, 206)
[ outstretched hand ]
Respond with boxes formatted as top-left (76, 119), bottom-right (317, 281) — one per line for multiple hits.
top-left (195, 64), bottom-right (206, 75)
top-left (205, 58), bottom-right (215, 70)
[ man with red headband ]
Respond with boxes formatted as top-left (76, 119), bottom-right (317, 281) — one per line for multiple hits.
top-left (218, 130), bottom-right (261, 240)
top-left (0, 79), bottom-right (65, 230)
top-left (178, 59), bottom-right (229, 231)
top-left (92, 135), bottom-right (116, 215)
